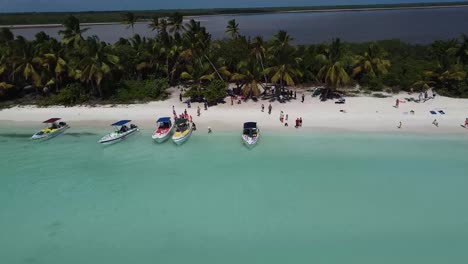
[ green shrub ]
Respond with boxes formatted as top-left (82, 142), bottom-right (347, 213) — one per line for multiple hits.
top-left (360, 74), bottom-right (384, 91)
top-left (204, 80), bottom-right (227, 105)
top-left (38, 83), bottom-right (89, 106)
top-left (115, 78), bottom-right (168, 103)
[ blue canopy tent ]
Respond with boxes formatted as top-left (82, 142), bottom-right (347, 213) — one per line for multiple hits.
top-left (111, 120), bottom-right (131, 126)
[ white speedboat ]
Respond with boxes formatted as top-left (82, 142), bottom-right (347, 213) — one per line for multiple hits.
top-left (31, 118), bottom-right (69, 140)
top-left (152, 117), bottom-right (174, 143)
top-left (98, 120), bottom-right (139, 145)
top-left (242, 122), bottom-right (259, 148)
top-left (172, 118), bottom-right (192, 145)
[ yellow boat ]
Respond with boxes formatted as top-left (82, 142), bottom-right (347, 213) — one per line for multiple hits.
top-left (31, 118), bottom-right (69, 140)
top-left (172, 118), bottom-right (192, 145)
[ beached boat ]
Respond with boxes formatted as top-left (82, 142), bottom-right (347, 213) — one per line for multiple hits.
top-left (172, 118), bottom-right (192, 145)
top-left (98, 120), bottom-right (139, 145)
top-left (242, 122), bottom-right (259, 148)
top-left (31, 118), bottom-right (69, 140)
top-left (152, 117), bottom-right (174, 143)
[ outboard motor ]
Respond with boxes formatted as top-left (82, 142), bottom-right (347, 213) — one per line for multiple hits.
top-left (130, 124), bottom-right (137, 129)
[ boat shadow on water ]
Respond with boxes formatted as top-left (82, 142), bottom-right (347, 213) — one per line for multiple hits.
top-left (0, 133), bottom-right (33, 139)
top-left (64, 132), bottom-right (99, 138)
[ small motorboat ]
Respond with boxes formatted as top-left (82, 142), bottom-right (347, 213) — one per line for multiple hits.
top-left (172, 118), bottom-right (192, 145)
top-left (152, 117), bottom-right (174, 143)
top-left (31, 118), bottom-right (69, 140)
top-left (242, 122), bottom-right (259, 148)
top-left (98, 120), bottom-right (139, 145)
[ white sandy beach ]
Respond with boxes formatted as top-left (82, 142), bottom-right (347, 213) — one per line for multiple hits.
top-left (1, 88), bottom-right (468, 135)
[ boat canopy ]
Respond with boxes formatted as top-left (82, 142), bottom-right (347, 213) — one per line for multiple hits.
top-left (243, 122), bottom-right (257, 129)
top-left (176, 118), bottom-right (188, 125)
top-left (43, 118), bottom-right (61, 123)
top-left (111, 120), bottom-right (131, 126)
top-left (157, 117), bottom-right (171, 123)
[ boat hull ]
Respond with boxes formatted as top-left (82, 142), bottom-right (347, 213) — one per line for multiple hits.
top-left (172, 128), bottom-right (192, 145)
top-left (242, 134), bottom-right (259, 148)
top-left (99, 128), bottom-right (139, 145)
top-left (152, 127), bottom-right (174, 143)
top-left (31, 126), bottom-right (69, 141)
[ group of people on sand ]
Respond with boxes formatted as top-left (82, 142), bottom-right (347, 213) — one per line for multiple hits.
top-left (173, 106), bottom-right (197, 130)
top-left (261, 104), bottom-right (273, 115)
top-left (278, 110), bottom-right (303, 128)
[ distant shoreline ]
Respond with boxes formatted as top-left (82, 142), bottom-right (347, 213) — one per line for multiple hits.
top-left (1, 1), bottom-right (467, 28)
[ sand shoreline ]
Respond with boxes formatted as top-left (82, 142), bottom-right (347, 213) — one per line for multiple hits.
top-left (1, 89), bottom-right (468, 136)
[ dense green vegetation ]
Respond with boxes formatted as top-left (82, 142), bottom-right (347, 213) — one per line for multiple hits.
top-left (0, 2), bottom-right (467, 25)
top-left (0, 13), bottom-right (467, 107)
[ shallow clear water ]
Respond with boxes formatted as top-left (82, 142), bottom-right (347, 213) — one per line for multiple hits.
top-left (1, 128), bottom-right (468, 264)
top-left (11, 7), bottom-right (468, 44)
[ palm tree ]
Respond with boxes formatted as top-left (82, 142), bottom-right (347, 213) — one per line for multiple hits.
top-left (157, 18), bottom-right (170, 45)
top-left (251, 36), bottom-right (268, 83)
top-left (231, 59), bottom-right (263, 97)
top-left (71, 36), bottom-right (120, 97)
top-left (265, 30), bottom-right (301, 96)
top-left (0, 82), bottom-right (14, 97)
top-left (41, 52), bottom-right (67, 92)
top-left (148, 15), bottom-right (160, 32)
top-left (316, 38), bottom-right (352, 97)
top-left (352, 43), bottom-right (391, 78)
top-left (183, 19), bottom-right (224, 81)
top-left (453, 35), bottom-right (468, 65)
top-left (0, 28), bottom-right (14, 44)
top-left (58, 15), bottom-right (88, 47)
top-left (123, 12), bottom-right (137, 34)
top-left (180, 62), bottom-right (215, 95)
top-left (225, 19), bottom-right (240, 38)
top-left (11, 36), bottom-right (43, 88)
top-left (168, 12), bottom-right (185, 38)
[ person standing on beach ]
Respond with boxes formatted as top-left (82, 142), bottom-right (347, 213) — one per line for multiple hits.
top-left (300, 117), bottom-right (303, 127)
top-left (465, 118), bottom-right (468, 128)
top-left (295, 118), bottom-right (299, 128)
top-left (395, 99), bottom-right (400, 108)
top-left (301, 94), bottom-right (305, 103)
top-left (280, 111), bottom-right (284, 123)
top-left (433, 119), bottom-right (439, 127)
top-left (261, 104), bottom-right (265, 112)
top-left (398, 121), bottom-right (402, 129)
top-left (179, 93), bottom-right (183, 102)
top-left (204, 102), bottom-right (208, 110)
top-left (184, 109), bottom-right (187, 117)
top-left (286, 114), bottom-right (288, 121)
top-left (197, 106), bottom-right (201, 117)
top-left (294, 91), bottom-right (297, 99)
top-left (268, 104), bottom-right (272, 115)
top-left (231, 96), bottom-right (234, 105)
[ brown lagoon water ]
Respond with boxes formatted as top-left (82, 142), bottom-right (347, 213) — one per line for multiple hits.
top-left (7, 7), bottom-right (468, 44)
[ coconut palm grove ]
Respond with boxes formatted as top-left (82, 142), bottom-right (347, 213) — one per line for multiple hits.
top-left (0, 12), bottom-right (467, 106)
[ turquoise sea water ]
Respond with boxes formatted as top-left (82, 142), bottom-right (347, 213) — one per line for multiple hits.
top-left (1, 128), bottom-right (468, 264)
